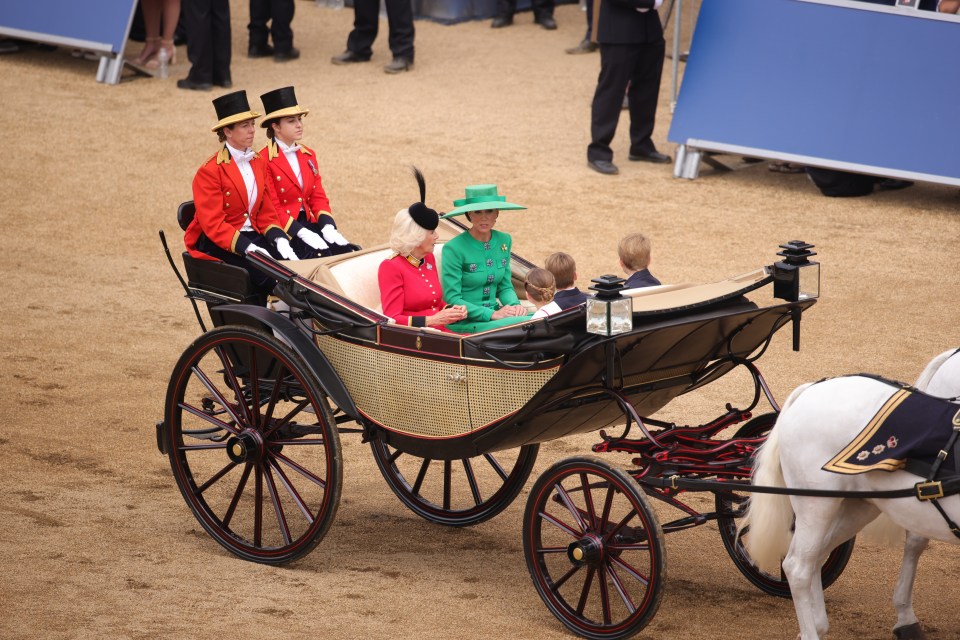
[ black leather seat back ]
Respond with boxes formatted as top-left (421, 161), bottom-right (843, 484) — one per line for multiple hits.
top-left (177, 201), bottom-right (196, 231)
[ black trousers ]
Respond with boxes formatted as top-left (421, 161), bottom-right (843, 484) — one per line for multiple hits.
top-left (195, 231), bottom-right (277, 300)
top-left (289, 213), bottom-right (356, 259)
top-left (346, 0), bottom-right (414, 61)
top-left (588, 41), bottom-right (664, 163)
top-left (496, 0), bottom-right (554, 20)
top-left (248, 0), bottom-right (295, 52)
top-left (183, 0), bottom-right (232, 84)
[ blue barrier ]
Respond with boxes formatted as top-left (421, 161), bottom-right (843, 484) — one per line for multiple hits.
top-left (0, 0), bottom-right (138, 84)
top-left (668, 0), bottom-right (960, 186)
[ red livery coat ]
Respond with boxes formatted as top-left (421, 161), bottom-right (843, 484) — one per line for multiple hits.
top-left (185, 147), bottom-right (287, 260)
top-left (259, 141), bottom-right (332, 235)
top-left (377, 253), bottom-right (450, 330)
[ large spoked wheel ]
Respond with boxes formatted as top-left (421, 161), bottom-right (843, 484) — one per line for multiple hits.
top-left (524, 456), bottom-right (666, 640)
top-left (715, 412), bottom-right (855, 597)
top-left (164, 325), bottom-right (343, 565)
top-left (370, 440), bottom-right (538, 526)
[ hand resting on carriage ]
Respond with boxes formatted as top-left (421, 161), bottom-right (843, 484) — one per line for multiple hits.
top-left (491, 304), bottom-right (527, 320)
top-left (321, 224), bottom-right (351, 247)
top-left (274, 237), bottom-right (300, 261)
top-left (244, 243), bottom-right (272, 257)
top-left (296, 227), bottom-right (329, 251)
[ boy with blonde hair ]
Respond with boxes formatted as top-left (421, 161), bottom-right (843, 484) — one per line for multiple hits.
top-left (544, 251), bottom-right (588, 309)
top-left (618, 233), bottom-right (661, 289)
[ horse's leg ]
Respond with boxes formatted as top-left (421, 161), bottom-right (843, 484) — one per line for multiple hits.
top-left (783, 497), bottom-right (845, 640)
top-left (892, 532), bottom-right (929, 640)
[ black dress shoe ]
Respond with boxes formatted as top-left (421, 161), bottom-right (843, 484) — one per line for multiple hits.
top-left (331, 50), bottom-right (370, 65)
top-left (274, 47), bottom-right (300, 62)
top-left (491, 15), bottom-right (513, 28)
top-left (248, 43), bottom-right (274, 58)
top-left (383, 57), bottom-right (413, 74)
top-left (588, 159), bottom-right (619, 175)
top-left (176, 77), bottom-right (213, 91)
top-left (629, 150), bottom-right (672, 164)
top-left (535, 16), bottom-right (557, 30)
top-left (213, 77), bottom-right (233, 88)
top-left (565, 39), bottom-right (598, 54)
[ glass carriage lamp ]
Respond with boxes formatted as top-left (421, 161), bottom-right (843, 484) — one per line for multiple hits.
top-left (587, 275), bottom-right (633, 336)
top-left (772, 240), bottom-right (819, 302)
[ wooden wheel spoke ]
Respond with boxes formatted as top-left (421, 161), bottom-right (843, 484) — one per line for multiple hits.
top-left (222, 462), bottom-right (253, 529)
top-left (386, 447), bottom-right (403, 465)
top-left (266, 457), bottom-right (315, 524)
top-left (443, 460), bottom-right (452, 511)
top-left (261, 361), bottom-right (287, 428)
top-left (604, 509), bottom-right (639, 544)
top-left (462, 458), bottom-right (482, 506)
top-left (550, 562), bottom-right (582, 592)
top-left (580, 472), bottom-right (597, 529)
top-left (482, 452), bottom-right (509, 482)
top-left (412, 458), bottom-right (431, 496)
top-left (272, 451), bottom-right (327, 490)
top-left (262, 462), bottom-right (292, 545)
top-left (269, 438), bottom-right (327, 446)
top-left (248, 345), bottom-right (261, 428)
top-left (537, 510), bottom-right (582, 539)
top-left (575, 566), bottom-right (596, 616)
top-left (599, 484), bottom-right (616, 536)
top-left (598, 564), bottom-right (612, 625)
top-left (188, 366), bottom-right (245, 431)
top-left (254, 465), bottom-right (264, 547)
top-left (177, 442), bottom-right (229, 451)
top-left (609, 554), bottom-right (651, 587)
top-left (213, 346), bottom-right (254, 426)
top-left (196, 460), bottom-right (239, 495)
top-left (263, 399), bottom-right (311, 439)
top-left (555, 482), bottom-right (588, 533)
top-left (606, 562), bottom-right (637, 614)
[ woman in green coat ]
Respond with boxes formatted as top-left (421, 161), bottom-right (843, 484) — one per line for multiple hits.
top-left (440, 184), bottom-right (531, 334)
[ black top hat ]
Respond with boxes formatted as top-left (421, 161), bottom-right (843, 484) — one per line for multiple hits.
top-left (211, 90), bottom-right (260, 132)
top-left (260, 86), bottom-right (310, 128)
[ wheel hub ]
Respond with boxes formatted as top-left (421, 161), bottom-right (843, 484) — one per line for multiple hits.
top-left (567, 533), bottom-right (604, 566)
top-left (226, 430), bottom-right (265, 463)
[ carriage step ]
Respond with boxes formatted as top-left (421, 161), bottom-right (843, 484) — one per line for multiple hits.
top-left (155, 421), bottom-right (167, 455)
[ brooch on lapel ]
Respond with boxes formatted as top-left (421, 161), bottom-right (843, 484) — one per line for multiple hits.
top-left (469, 263), bottom-right (478, 272)
top-left (501, 244), bottom-right (508, 252)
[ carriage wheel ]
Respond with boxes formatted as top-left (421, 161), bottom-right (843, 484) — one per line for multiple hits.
top-left (715, 412), bottom-right (855, 597)
top-left (370, 440), bottom-right (538, 526)
top-left (164, 326), bottom-right (343, 564)
top-left (524, 456), bottom-right (666, 640)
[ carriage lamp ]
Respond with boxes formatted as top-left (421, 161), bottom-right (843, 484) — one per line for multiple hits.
top-left (772, 240), bottom-right (820, 302)
top-left (586, 275), bottom-right (633, 336)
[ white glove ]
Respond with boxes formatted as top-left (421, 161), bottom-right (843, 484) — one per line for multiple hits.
top-left (320, 224), bottom-right (350, 246)
top-left (297, 227), bottom-right (329, 251)
top-left (275, 237), bottom-right (300, 261)
top-left (245, 243), bottom-right (271, 257)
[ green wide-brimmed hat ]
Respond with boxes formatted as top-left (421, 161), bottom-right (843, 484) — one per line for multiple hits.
top-left (441, 184), bottom-right (526, 218)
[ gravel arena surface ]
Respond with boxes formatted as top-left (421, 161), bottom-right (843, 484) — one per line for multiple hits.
top-left (2, 2), bottom-right (960, 638)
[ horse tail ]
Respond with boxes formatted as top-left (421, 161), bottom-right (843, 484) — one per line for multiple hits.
top-left (914, 348), bottom-right (958, 392)
top-left (740, 383), bottom-right (812, 573)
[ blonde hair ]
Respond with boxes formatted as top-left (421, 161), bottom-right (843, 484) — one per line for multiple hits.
top-left (389, 208), bottom-right (430, 255)
top-left (545, 252), bottom-right (577, 289)
top-left (618, 233), bottom-right (652, 271)
top-left (524, 268), bottom-right (556, 304)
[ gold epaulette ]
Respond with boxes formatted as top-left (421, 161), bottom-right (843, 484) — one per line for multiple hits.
top-left (266, 139), bottom-right (279, 160)
top-left (216, 145), bottom-right (231, 165)
top-left (300, 143), bottom-right (313, 156)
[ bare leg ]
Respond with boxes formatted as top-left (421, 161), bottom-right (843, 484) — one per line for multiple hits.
top-left (137, 0), bottom-right (162, 64)
top-left (159, 0), bottom-right (181, 64)
top-left (892, 532), bottom-right (929, 639)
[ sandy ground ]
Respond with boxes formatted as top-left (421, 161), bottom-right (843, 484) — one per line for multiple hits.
top-left (2, 1), bottom-right (960, 638)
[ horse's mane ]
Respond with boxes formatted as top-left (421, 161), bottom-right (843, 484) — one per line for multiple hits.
top-left (914, 348), bottom-right (960, 392)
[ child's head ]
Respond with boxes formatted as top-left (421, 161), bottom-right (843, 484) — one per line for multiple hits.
top-left (618, 233), bottom-right (652, 273)
top-left (545, 252), bottom-right (577, 289)
top-left (524, 268), bottom-right (557, 307)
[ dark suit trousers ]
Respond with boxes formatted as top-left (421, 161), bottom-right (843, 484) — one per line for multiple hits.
top-left (184, 0), bottom-right (232, 84)
top-left (346, 0), bottom-right (415, 61)
top-left (497, 0), bottom-right (554, 20)
top-left (248, 0), bottom-right (295, 52)
top-left (588, 41), bottom-right (665, 163)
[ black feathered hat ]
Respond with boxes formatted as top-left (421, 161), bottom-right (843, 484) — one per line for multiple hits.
top-left (408, 167), bottom-right (439, 230)
top-left (211, 90), bottom-right (260, 132)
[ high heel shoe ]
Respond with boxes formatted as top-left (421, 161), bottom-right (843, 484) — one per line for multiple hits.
top-left (135, 36), bottom-right (161, 66)
top-left (146, 39), bottom-right (177, 70)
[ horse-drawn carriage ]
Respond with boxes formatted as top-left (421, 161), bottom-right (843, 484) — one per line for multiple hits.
top-left (157, 208), bottom-right (839, 638)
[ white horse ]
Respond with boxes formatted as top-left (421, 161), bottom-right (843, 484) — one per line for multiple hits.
top-left (742, 348), bottom-right (960, 640)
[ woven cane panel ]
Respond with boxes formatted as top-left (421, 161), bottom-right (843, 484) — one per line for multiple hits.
top-left (315, 335), bottom-right (559, 437)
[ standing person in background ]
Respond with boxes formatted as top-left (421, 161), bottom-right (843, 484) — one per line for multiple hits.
top-left (565, 2), bottom-right (598, 54)
top-left (587, 0), bottom-right (670, 175)
top-left (247, 0), bottom-right (300, 62)
top-left (330, 0), bottom-right (415, 74)
top-left (491, 0), bottom-right (557, 29)
top-left (134, 0), bottom-right (181, 70)
top-left (258, 86), bottom-right (357, 258)
top-left (179, 0), bottom-right (232, 90)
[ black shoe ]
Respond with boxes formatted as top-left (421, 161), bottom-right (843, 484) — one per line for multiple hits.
top-left (629, 150), bottom-right (672, 164)
top-left (588, 159), bottom-right (619, 175)
top-left (876, 178), bottom-right (914, 192)
top-left (491, 15), bottom-right (513, 28)
top-left (274, 47), bottom-right (300, 62)
top-left (176, 77), bottom-right (213, 91)
top-left (383, 57), bottom-right (413, 74)
top-left (535, 16), bottom-right (557, 30)
top-left (331, 50), bottom-right (369, 65)
top-left (565, 39), bottom-right (598, 55)
top-left (248, 43), bottom-right (274, 58)
top-left (213, 77), bottom-right (233, 88)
